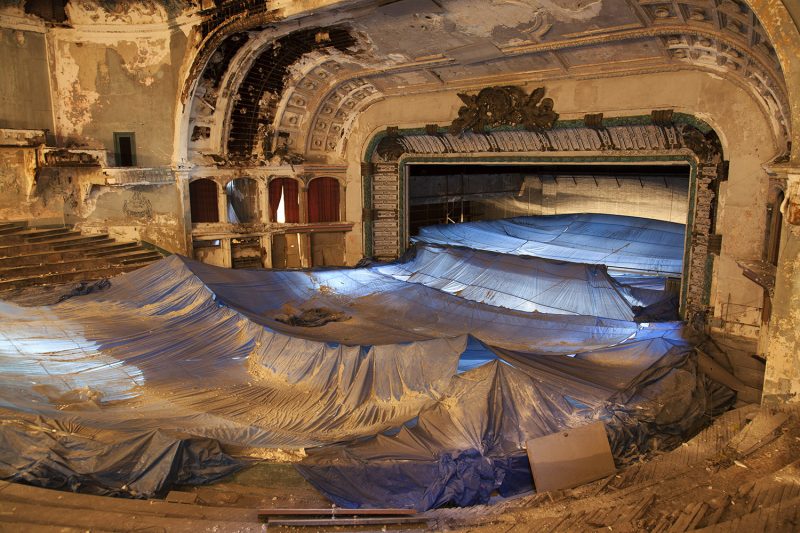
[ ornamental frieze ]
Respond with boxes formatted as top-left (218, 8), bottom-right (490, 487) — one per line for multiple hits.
top-left (448, 86), bottom-right (559, 135)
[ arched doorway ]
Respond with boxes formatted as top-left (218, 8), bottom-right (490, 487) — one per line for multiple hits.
top-left (226, 177), bottom-right (260, 223)
top-left (308, 177), bottom-right (341, 223)
top-left (189, 179), bottom-right (219, 223)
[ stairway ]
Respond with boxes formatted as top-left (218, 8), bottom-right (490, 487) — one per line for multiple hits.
top-left (0, 221), bottom-right (166, 293)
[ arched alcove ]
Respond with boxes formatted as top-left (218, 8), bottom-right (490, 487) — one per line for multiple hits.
top-left (268, 177), bottom-right (300, 223)
top-left (226, 177), bottom-right (260, 223)
top-left (308, 177), bottom-right (341, 223)
top-left (189, 178), bottom-right (220, 223)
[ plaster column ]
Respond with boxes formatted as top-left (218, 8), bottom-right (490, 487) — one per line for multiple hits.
top-left (763, 171), bottom-right (800, 404)
top-left (175, 170), bottom-right (193, 256)
top-left (218, 179), bottom-right (228, 223)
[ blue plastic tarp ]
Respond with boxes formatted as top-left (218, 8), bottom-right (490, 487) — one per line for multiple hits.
top-left (376, 244), bottom-right (638, 320)
top-left (414, 213), bottom-right (686, 276)
top-left (0, 251), bottom-right (703, 502)
top-left (0, 255), bottom-right (642, 456)
top-left (297, 325), bottom-right (734, 510)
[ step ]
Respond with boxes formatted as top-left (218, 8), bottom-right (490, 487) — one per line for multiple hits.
top-left (118, 252), bottom-right (163, 265)
top-left (0, 480), bottom-right (258, 522)
top-left (0, 252), bottom-right (163, 278)
top-left (0, 497), bottom-right (259, 533)
top-left (0, 235), bottom-right (112, 257)
top-left (0, 262), bottom-right (156, 291)
top-left (0, 242), bottom-right (145, 268)
top-left (0, 221), bottom-right (28, 235)
top-left (26, 229), bottom-right (83, 243)
top-left (85, 242), bottom-right (144, 257)
top-left (0, 227), bottom-right (73, 244)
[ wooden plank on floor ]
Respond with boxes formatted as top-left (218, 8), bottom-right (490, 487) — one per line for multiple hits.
top-left (696, 495), bottom-right (800, 532)
top-left (258, 507), bottom-right (417, 518)
top-left (740, 459), bottom-right (800, 514)
top-left (612, 406), bottom-right (759, 490)
top-left (267, 516), bottom-right (429, 527)
top-left (727, 410), bottom-right (788, 457)
top-left (0, 480), bottom-right (258, 522)
top-left (0, 523), bottom-right (112, 533)
top-left (0, 499), bottom-right (261, 532)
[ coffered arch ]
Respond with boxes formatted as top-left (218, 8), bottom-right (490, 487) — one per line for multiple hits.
top-left (179, 0), bottom-right (794, 170)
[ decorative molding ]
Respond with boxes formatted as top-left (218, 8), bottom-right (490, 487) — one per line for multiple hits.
top-left (448, 86), bottom-right (558, 135)
top-left (183, 0), bottom-right (791, 166)
top-left (362, 114), bottom-right (723, 326)
top-left (306, 77), bottom-right (383, 157)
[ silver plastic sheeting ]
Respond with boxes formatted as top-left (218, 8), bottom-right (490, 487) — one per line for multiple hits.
top-left (0, 255), bottom-right (643, 452)
top-left (414, 213), bottom-right (685, 276)
top-left (0, 282), bottom-right (461, 450)
top-left (298, 324), bottom-right (734, 510)
top-left (376, 244), bottom-right (636, 320)
top-left (181, 257), bottom-right (638, 352)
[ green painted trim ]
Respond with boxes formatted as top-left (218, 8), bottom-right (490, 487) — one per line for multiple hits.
top-left (395, 154), bottom-right (698, 318)
top-left (361, 112), bottom-right (718, 317)
top-left (362, 112), bottom-right (714, 162)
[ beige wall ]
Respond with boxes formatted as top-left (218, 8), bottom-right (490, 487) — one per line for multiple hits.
top-left (345, 69), bottom-right (780, 337)
top-left (0, 28), bottom-right (53, 131)
top-left (46, 25), bottom-right (188, 167)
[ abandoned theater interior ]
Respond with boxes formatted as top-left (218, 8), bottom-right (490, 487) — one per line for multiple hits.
top-left (2, 0), bottom-right (800, 530)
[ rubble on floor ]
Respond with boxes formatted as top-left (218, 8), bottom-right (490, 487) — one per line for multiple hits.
top-left (0, 405), bottom-right (796, 531)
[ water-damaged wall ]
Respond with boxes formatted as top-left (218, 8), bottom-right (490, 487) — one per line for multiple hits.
top-left (0, 28), bottom-right (53, 131)
top-left (346, 70), bottom-right (779, 339)
top-left (0, 2), bottom-right (192, 252)
top-left (47, 9), bottom-right (188, 166)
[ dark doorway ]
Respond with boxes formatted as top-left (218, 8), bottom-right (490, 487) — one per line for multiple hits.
top-left (114, 132), bottom-right (136, 167)
top-left (189, 179), bottom-right (219, 223)
top-left (406, 163), bottom-right (691, 237)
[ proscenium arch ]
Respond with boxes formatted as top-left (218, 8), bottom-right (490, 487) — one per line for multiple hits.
top-left (362, 114), bottom-right (725, 325)
top-left (173, 0), bottom-right (797, 168)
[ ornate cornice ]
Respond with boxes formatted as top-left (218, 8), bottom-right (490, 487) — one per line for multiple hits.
top-left (183, 0), bottom-right (790, 165)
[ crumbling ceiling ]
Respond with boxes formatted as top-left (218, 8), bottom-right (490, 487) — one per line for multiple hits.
top-left (181, 0), bottom-right (790, 165)
top-left (13, 0), bottom-right (790, 163)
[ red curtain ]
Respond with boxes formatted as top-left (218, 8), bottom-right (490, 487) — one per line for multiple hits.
top-left (189, 179), bottom-right (219, 223)
top-left (308, 177), bottom-right (340, 223)
top-left (268, 178), bottom-right (300, 223)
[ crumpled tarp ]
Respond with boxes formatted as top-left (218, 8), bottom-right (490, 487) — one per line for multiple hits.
top-left (297, 324), bottom-right (734, 511)
top-left (0, 254), bottom-right (653, 496)
top-left (414, 213), bottom-right (686, 276)
top-left (0, 245), bottom-right (702, 502)
top-left (180, 256), bottom-right (638, 351)
top-left (376, 244), bottom-right (637, 320)
top-left (0, 415), bottom-right (241, 498)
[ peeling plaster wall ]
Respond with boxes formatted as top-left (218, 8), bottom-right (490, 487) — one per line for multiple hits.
top-left (75, 183), bottom-right (185, 253)
top-left (47, 26), bottom-right (188, 166)
top-left (0, 28), bottom-right (53, 130)
top-left (345, 69), bottom-right (778, 336)
top-left (763, 178), bottom-right (800, 404)
top-left (0, 147), bottom-right (61, 224)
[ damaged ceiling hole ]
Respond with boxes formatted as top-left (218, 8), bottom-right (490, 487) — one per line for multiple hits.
top-left (225, 26), bottom-right (357, 158)
top-left (23, 0), bottom-right (69, 23)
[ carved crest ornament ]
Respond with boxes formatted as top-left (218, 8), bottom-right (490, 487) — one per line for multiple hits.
top-left (448, 86), bottom-right (558, 135)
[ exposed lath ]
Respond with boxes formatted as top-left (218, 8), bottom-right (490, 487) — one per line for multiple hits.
top-left (184, 0), bottom-right (791, 164)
